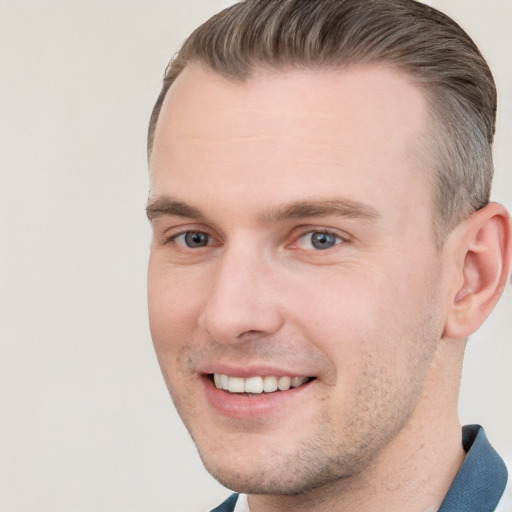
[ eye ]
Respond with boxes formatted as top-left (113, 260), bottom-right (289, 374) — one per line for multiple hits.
top-left (173, 231), bottom-right (213, 248)
top-left (296, 231), bottom-right (343, 250)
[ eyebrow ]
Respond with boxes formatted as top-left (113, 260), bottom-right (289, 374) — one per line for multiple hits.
top-left (146, 195), bottom-right (380, 223)
top-left (259, 199), bottom-right (380, 223)
top-left (146, 197), bottom-right (205, 222)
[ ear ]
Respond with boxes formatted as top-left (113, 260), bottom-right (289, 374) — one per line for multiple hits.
top-left (444, 202), bottom-right (512, 339)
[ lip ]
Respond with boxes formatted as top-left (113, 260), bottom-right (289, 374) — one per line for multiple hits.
top-left (201, 372), bottom-right (315, 420)
top-left (200, 363), bottom-right (312, 379)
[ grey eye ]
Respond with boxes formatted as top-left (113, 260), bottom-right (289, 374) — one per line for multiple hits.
top-left (310, 232), bottom-right (337, 250)
top-left (298, 231), bottom-right (341, 250)
top-left (176, 231), bottom-right (212, 248)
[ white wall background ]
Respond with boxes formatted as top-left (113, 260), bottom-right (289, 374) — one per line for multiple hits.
top-left (0, 1), bottom-right (510, 511)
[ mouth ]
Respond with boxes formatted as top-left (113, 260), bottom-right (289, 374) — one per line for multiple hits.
top-left (210, 373), bottom-right (315, 395)
top-left (202, 370), bottom-right (317, 419)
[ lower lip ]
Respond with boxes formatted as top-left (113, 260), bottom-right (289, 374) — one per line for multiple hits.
top-left (202, 376), bottom-right (314, 420)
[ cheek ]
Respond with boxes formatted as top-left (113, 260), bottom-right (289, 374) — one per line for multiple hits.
top-left (286, 261), bottom-right (390, 338)
top-left (147, 258), bottom-right (204, 356)
top-left (147, 263), bottom-right (203, 412)
top-left (286, 258), bottom-right (439, 377)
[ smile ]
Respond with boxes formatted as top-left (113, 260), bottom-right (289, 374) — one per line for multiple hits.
top-left (212, 374), bottom-right (312, 394)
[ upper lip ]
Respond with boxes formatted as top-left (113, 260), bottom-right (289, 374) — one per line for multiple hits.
top-left (199, 363), bottom-right (314, 379)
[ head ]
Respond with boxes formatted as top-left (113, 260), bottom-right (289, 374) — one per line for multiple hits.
top-left (146, 0), bottom-right (511, 502)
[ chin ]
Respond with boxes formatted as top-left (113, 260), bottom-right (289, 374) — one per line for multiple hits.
top-left (201, 459), bottom-right (310, 495)
top-left (192, 433), bottom-right (303, 493)
top-left (192, 430), bottom-right (365, 496)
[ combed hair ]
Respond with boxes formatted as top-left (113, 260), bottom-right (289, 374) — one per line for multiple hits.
top-left (147, 0), bottom-right (497, 243)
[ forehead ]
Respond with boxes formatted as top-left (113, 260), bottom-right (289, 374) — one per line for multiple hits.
top-left (149, 64), bottom-right (431, 226)
top-left (152, 64), bottom-right (427, 149)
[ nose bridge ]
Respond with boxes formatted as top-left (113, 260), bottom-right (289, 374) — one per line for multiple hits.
top-left (198, 240), bottom-right (282, 343)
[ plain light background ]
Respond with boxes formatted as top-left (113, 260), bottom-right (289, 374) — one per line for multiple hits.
top-left (0, 1), bottom-right (510, 511)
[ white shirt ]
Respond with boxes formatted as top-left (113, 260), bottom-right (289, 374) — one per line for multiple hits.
top-left (233, 493), bottom-right (250, 512)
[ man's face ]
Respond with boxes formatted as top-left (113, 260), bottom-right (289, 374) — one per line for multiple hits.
top-left (147, 64), bottom-right (451, 493)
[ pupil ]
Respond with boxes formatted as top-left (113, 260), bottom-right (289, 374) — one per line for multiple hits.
top-left (311, 232), bottom-right (335, 250)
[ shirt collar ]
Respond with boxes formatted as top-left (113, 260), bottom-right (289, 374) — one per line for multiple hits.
top-left (438, 425), bottom-right (508, 512)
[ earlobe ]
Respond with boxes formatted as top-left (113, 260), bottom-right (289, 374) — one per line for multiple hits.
top-left (444, 203), bottom-right (512, 339)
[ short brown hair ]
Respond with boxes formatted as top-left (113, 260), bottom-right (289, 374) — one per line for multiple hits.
top-left (148, 0), bottom-right (496, 243)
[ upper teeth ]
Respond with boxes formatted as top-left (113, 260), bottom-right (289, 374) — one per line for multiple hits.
top-left (213, 374), bottom-right (309, 394)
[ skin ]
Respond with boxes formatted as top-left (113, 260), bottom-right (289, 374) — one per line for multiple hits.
top-left (147, 64), bottom-right (510, 511)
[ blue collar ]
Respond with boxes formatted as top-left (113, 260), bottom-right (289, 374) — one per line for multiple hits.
top-left (438, 425), bottom-right (507, 511)
top-left (211, 425), bottom-right (508, 512)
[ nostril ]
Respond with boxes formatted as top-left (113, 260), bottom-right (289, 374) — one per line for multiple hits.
top-left (236, 329), bottom-right (269, 342)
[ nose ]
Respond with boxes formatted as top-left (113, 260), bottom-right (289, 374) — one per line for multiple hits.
top-left (197, 246), bottom-right (284, 344)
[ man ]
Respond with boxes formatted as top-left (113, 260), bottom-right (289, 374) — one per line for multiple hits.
top-left (145, 0), bottom-right (512, 510)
